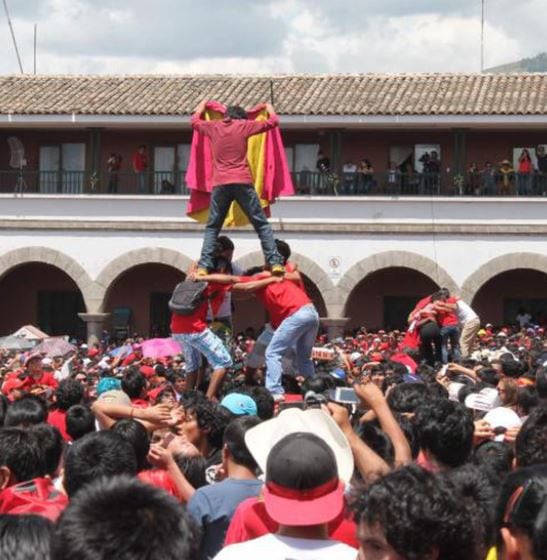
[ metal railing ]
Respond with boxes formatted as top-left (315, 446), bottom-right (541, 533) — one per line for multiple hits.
top-left (1, 169), bottom-right (546, 197)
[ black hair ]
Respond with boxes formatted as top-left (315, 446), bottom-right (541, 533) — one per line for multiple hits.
top-left (387, 382), bottom-right (429, 414)
top-left (0, 395), bottom-right (9, 427)
top-left (55, 379), bottom-right (84, 411)
top-left (356, 422), bottom-right (395, 466)
top-left (415, 399), bottom-right (474, 467)
top-left (225, 105), bottom-right (247, 120)
top-left (354, 465), bottom-right (475, 560)
top-left (186, 401), bottom-right (231, 450)
top-left (216, 235), bottom-right (235, 252)
top-left (500, 358), bottom-right (524, 379)
top-left (178, 390), bottom-right (207, 411)
top-left (30, 423), bottom-right (64, 477)
top-left (173, 454), bottom-right (207, 490)
top-left (110, 419), bottom-right (150, 471)
top-left (473, 441), bottom-right (514, 481)
top-left (0, 428), bottom-right (46, 483)
top-left (223, 416), bottom-right (261, 471)
top-left (515, 404), bottom-right (547, 468)
top-left (274, 239), bottom-right (291, 264)
top-left (51, 476), bottom-right (199, 560)
top-left (63, 431), bottom-right (138, 497)
top-left (4, 396), bottom-right (47, 427)
top-left (65, 405), bottom-right (96, 441)
top-left (426, 381), bottom-right (449, 400)
top-left (518, 386), bottom-right (540, 417)
top-left (0, 514), bottom-right (53, 560)
top-left (301, 375), bottom-right (335, 397)
top-left (245, 387), bottom-right (274, 420)
top-left (394, 412), bottom-right (420, 459)
top-left (477, 367), bottom-right (500, 387)
top-left (121, 368), bottom-right (146, 400)
top-left (441, 464), bottom-right (498, 556)
top-left (495, 465), bottom-right (547, 560)
top-left (536, 366), bottom-right (547, 400)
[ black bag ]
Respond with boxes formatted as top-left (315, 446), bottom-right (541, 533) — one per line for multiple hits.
top-left (168, 280), bottom-right (208, 315)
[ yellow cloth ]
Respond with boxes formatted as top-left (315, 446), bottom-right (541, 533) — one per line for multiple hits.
top-left (192, 109), bottom-right (269, 227)
top-left (485, 547), bottom-right (497, 560)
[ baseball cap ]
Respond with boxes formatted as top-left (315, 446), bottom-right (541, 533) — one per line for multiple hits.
top-left (220, 393), bottom-right (258, 416)
top-left (96, 377), bottom-right (122, 396)
top-left (483, 407), bottom-right (522, 442)
top-left (464, 388), bottom-right (501, 412)
top-left (262, 432), bottom-right (345, 526)
top-left (245, 408), bottom-right (354, 483)
top-left (24, 353), bottom-right (42, 366)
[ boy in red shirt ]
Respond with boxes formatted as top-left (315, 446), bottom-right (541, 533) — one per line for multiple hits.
top-left (191, 100), bottom-right (285, 276)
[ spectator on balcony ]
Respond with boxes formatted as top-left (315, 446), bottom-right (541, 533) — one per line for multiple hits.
top-left (422, 151), bottom-right (441, 194)
top-left (385, 161), bottom-right (399, 194)
top-left (517, 149), bottom-right (533, 196)
top-left (467, 162), bottom-right (480, 196)
top-left (106, 153), bottom-right (122, 194)
top-left (316, 151), bottom-right (330, 173)
top-left (341, 160), bottom-right (357, 195)
top-left (132, 145), bottom-right (148, 194)
top-left (356, 159), bottom-right (374, 194)
top-left (536, 145), bottom-right (547, 195)
top-left (481, 161), bottom-right (496, 196)
top-left (498, 159), bottom-right (514, 195)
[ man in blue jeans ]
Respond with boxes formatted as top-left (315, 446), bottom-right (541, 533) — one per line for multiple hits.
top-left (195, 266), bottom-right (319, 400)
top-left (191, 100), bottom-right (285, 276)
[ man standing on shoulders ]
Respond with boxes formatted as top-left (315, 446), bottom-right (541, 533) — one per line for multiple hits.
top-left (191, 100), bottom-right (285, 276)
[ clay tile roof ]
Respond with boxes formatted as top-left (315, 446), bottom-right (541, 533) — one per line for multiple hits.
top-left (0, 73), bottom-right (546, 116)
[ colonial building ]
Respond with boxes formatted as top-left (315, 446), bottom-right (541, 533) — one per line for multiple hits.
top-left (0, 74), bottom-right (546, 341)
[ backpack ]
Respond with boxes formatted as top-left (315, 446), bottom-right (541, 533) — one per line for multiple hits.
top-left (168, 280), bottom-right (208, 315)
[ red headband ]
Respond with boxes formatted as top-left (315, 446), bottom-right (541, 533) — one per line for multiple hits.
top-left (266, 477), bottom-right (339, 501)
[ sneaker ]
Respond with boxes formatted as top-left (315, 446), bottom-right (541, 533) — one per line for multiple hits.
top-left (270, 264), bottom-right (285, 277)
top-left (195, 268), bottom-right (208, 277)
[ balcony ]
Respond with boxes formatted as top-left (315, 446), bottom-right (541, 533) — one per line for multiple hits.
top-left (0, 169), bottom-right (546, 197)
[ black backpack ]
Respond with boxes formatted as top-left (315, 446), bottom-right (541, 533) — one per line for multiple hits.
top-left (168, 280), bottom-right (208, 315)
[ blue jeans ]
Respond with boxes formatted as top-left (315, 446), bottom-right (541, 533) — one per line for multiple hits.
top-left (265, 304), bottom-right (319, 394)
top-left (441, 325), bottom-right (461, 363)
top-left (172, 329), bottom-right (232, 373)
top-left (136, 172), bottom-right (146, 194)
top-left (198, 184), bottom-right (283, 271)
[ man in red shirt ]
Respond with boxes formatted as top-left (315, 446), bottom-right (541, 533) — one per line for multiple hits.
top-left (132, 144), bottom-right (148, 194)
top-left (197, 267), bottom-right (319, 399)
top-left (434, 289), bottom-right (462, 363)
top-left (21, 354), bottom-right (58, 395)
top-left (191, 100), bottom-right (284, 276)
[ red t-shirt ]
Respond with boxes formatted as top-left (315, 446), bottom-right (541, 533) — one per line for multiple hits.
top-left (122, 352), bottom-right (141, 366)
top-left (170, 283), bottom-right (231, 334)
top-left (191, 114), bottom-right (279, 186)
top-left (21, 372), bottom-right (58, 391)
top-left (132, 151), bottom-right (148, 172)
top-left (436, 296), bottom-right (459, 327)
top-left (47, 409), bottom-right (70, 441)
top-left (224, 496), bottom-right (358, 549)
top-left (237, 275), bottom-right (312, 329)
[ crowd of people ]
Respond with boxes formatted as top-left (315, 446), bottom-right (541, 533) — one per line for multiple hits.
top-left (1, 101), bottom-right (547, 560)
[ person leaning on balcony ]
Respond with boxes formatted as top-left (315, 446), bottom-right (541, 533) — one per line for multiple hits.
top-left (191, 100), bottom-right (285, 276)
top-left (498, 159), bottom-right (514, 196)
top-left (132, 145), bottom-right (148, 194)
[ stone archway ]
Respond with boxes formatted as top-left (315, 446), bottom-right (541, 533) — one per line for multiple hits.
top-left (460, 252), bottom-right (547, 304)
top-left (0, 247), bottom-right (95, 311)
top-left (94, 248), bottom-right (193, 313)
top-left (337, 251), bottom-right (459, 319)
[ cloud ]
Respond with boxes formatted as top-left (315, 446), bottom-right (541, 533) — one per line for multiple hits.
top-left (0, 0), bottom-right (543, 75)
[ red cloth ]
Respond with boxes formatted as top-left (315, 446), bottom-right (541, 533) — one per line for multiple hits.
top-left (131, 398), bottom-right (149, 409)
top-left (47, 409), bottom-right (70, 441)
top-left (121, 352), bottom-right (141, 366)
top-left (237, 275), bottom-right (311, 329)
top-left (138, 469), bottom-right (179, 499)
top-left (170, 283), bottom-right (231, 334)
top-left (390, 352), bottom-right (418, 374)
top-left (21, 372), bottom-right (58, 391)
top-left (0, 477), bottom-right (68, 521)
top-left (436, 296), bottom-right (459, 327)
top-left (132, 151), bottom-right (148, 172)
top-left (190, 111), bottom-right (279, 186)
top-left (224, 496), bottom-right (358, 549)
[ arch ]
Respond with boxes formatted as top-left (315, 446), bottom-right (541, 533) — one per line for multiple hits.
top-left (0, 247), bottom-right (95, 311)
top-left (234, 250), bottom-right (337, 314)
top-left (337, 251), bottom-right (459, 318)
top-left (95, 248), bottom-right (193, 312)
top-left (460, 252), bottom-right (547, 304)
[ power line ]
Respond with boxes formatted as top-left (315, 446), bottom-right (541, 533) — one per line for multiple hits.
top-left (2, 0), bottom-right (24, 74)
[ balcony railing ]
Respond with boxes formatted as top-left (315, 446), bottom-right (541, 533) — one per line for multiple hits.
top-left (1, 170), bottom-right (546, 197)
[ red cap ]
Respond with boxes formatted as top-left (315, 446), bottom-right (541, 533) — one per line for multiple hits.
top-left (140, 366), bottom-right (155, 379)
top-left (263, 478), bottom-right (344, 526)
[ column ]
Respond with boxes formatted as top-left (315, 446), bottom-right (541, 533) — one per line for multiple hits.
top-left (329, 129), bottom-right (343, 177)
top-left (320, 318), bottom-right (350, 341)
top-left (452, 128), bottom-right (468, 176)
top-left (78, 313), bottom-right (110, 346)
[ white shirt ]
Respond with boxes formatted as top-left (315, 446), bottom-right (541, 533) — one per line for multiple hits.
top-left (214, 534), bottom-right (357, 560)
top-left (456, 300), bottom-right (478, 323)
top-left (342, 163), bottom-right (357, 173)
top-left (207, 263), bottom-right (243, 321)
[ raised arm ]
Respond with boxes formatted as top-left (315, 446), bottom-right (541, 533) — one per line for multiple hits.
top-left (233, 276), bottom-right (283, 293)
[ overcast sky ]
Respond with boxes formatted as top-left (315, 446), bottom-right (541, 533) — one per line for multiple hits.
top-left (0, 0), bottom-right (544, 75)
